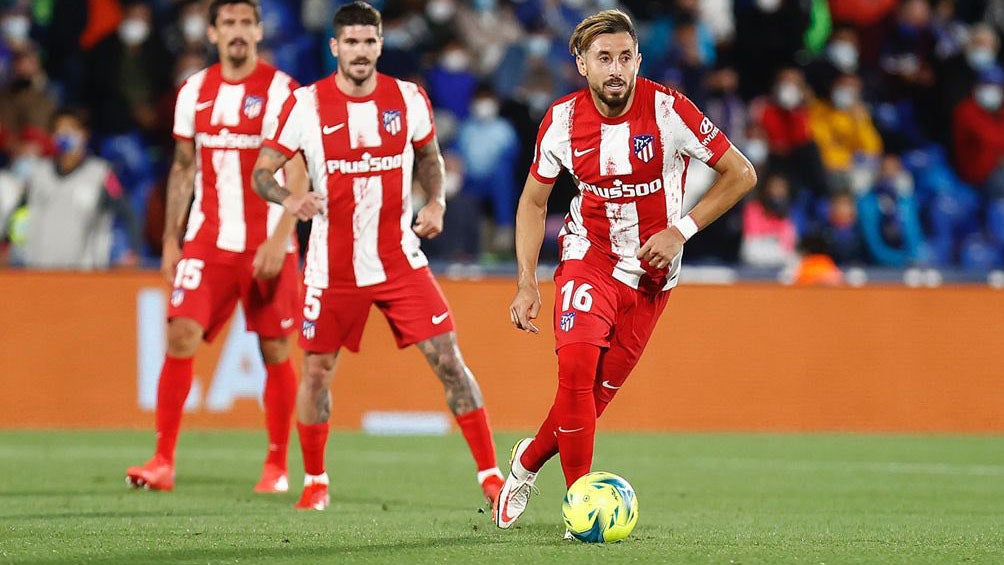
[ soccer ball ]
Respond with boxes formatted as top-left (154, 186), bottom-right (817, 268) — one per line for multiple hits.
top-left (562, 471), bottom-right (638, 543)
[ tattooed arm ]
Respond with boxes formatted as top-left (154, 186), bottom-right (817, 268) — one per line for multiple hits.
top-left (252, 152), bottom-right (309, 279)
top-left (412, 137), bottom-right (446, 239)
top-left (252, 146), bottom-right (323, 221)
top-left (161, 140), bottom-right (196, 285)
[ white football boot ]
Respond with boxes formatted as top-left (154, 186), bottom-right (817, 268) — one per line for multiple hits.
top-left (493, 438), bottom-right (539, 528)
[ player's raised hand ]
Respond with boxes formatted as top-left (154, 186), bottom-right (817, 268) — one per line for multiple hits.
top-left (510, 283), bottom-right (541, 334)
top-left (282, 192), bottom-right (325, 221)
top-left (637, 227), bottom-right (685, 270)
top-left (161, 237), bottom-right (182, 286)
top-left (413, 201), bottom-right (444, 239)
top-left (252, 238), bottom-right (285, 279)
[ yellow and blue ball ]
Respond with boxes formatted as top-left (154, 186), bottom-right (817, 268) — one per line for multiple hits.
top-left (562, 471), bottom-right (638, 543)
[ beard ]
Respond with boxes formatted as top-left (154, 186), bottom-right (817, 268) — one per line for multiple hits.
top-left (590, 78), bottom-right (633, 111)
top-left (341, 58), bottom-right (375, 86)
top-left (225, 39), bottom-right (251, 67)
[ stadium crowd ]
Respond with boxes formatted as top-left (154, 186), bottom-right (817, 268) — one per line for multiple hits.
top-left (0, 0), bottom-right (1003, 272)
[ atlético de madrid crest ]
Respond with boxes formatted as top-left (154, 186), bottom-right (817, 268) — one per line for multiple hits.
top-left (633, 134), bottom-right (654, 163)
top-left (383, 110), bottom-right (402, 135)
top-left (243, 95), bottom-right (263, 119)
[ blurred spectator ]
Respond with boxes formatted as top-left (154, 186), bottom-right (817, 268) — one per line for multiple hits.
top-left (0, 3), bottom-right (32, 85)
top-left (754, 68), bottom-right (829, 195)
top-left (808, 73), bottom-right (883, 190)
top-left (421, 150), bottom-right (481, 261)
top-left (163, 0), bottom-right (211, 59)
top-left (20, 109), bottom-right (140, 269)
top-left (456, 85), bottom-right (519, 252)
top-left (453, 0), bottom-right (522, 77)
top-left (879, 0), bottom-right (939, 139)
top-left (858, 154), bottom-right (925, 267)
top-left (793, 234), bottom-right (843, 286)
top-left (84, 1), bottom-right (171, 136)
top-left (426, 42), bottom-right (478, 120)
top-left (0, 45), bottom-right (57, 156)
top-left (805, 26), bottom-right (860, 97)
top-left (814, 190), bottom-right (866, 266)
top-left (0, 165), bottom-right (23, 249)
top-left (733, 0), bottom-right (810, 100)
top-left (659, 15), bottom-right (711, 105)
top-left (939, 24), bottom-right (1000, 143)
top-left (422, 0), bottom-right (461, 53)
top-left (741, 172), bottom-right (798, 268)
top-left (952, 67), bottom-right (1004, 199)
top-left (930, 0), bottom-right (969, 61)
top-left (703, 67), bottom-right (747, 148)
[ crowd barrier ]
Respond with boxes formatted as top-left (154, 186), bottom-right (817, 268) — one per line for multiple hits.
top-left (1, 271), bottom-right (1002, 432)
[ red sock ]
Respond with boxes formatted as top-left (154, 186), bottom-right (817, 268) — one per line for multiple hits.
top-left (455, 406), bottom-right (498, 473)
top-left (154, 355), bottom-right (194, 465)
top-left (297, 421), bottom-right (329, 476)
top-left (263, 359), bottom-right (297, 469)
top-left (594, 347), bottom-right (631, 418)
top-left (553, 343), bottom-right (600, 487)
top-left (520, 408), bottom-right (559, 473)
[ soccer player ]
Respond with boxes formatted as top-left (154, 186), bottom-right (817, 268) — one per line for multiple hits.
top-left (251, 1), bottom-right (503, 511)
top-left (493, 10), bottom-right (757, 531)
top-left (126, 0), bottom-right (307, 493)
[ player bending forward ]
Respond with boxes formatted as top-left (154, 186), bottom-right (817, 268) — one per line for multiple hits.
top-left (252, 1), bottom-right (503, 510)
top-left (493, 10), bottom-right (757, 533)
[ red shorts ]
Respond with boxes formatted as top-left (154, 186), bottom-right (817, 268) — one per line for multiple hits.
top-left (552, 260), bottom-right (670, 366)
top-left (299, 266), bottom-right (454, 353)
top-left (167, 249), bottom-right (300, 342)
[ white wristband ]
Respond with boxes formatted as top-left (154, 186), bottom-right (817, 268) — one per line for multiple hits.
top-left (673, 214), bottom-right (699, 241)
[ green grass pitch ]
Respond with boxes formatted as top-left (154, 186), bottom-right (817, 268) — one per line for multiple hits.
top-left (1, 430), bottom-right (1002, 563)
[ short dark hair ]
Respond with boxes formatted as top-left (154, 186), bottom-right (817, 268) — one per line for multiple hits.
top-left (208, 0), bottom-right (261, 27)
top-left (51, 107), bottom-right (90, 131)
top-left (333, 1), bottom-right (382, 38)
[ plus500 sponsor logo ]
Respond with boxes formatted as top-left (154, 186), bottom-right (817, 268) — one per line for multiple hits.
top-left (326, 152), bottom-right (403, 174)
top-left (581, 178), bottom-right (663, 199)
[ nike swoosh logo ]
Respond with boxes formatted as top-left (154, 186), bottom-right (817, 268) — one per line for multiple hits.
top-left (280, 318), bottom-right (294, 329)
top-left (432, 312), bottom-right (449, 325)
top-left (573, 147), bottom-right (596, 158)
top-left (601, 380), bottom-right (620, 390)
top-left (499, 497), bottom-right (518, 524)
top-left (557, 426), bottom-right (584, 433)
top-left (322, 123), bottom-right (345, 135)
top-left (195, 100), bottom-right (213, 111)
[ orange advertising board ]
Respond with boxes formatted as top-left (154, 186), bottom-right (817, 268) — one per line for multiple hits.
top-left (1, 271), bottom-right (1002, 432)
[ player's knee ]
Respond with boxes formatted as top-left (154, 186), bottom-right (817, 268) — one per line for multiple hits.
top-left (259, 338), bottom-right (290, 364)
top-left (166, 318), bottom-right (202, 357)
top-left (302, 354), bottom-right (336, 389)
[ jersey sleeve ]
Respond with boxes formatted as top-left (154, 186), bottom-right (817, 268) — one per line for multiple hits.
top-left (262, 71), bottom-right (299, 149)
top-left (172, 74), bottom-right (202, 141)
top-left (404, 83), bottom-right (436, 148)
top-left (529, 106), bottom-right (563, 183)
top-left (670, 91), bottom-right (731, 167)
top-left (262, 92), bottom-right (304, 158)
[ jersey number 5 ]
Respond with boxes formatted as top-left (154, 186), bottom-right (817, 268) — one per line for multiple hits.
top-left (560, 280), bottom-right (594, 312)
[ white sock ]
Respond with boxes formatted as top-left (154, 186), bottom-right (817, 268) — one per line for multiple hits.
top-left (477, 467), bottom-right (502, 485)
top-left (304, 472), bottom-right (329, 486)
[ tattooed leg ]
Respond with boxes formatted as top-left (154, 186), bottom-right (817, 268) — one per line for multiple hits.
top-left (416, 332), bottom-right (484, 416)
top-left (298, 352), bottom-right (338, 424)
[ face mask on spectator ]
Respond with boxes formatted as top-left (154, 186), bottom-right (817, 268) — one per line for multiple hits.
top-left (471, 98), bottom-right (498, 120)
top-left (743, 139), bottom-right (768, 165)
top-left (181, 14), bottom-right (207, 43)
top-left (443, 168), bottom-right (462, 199)
top-left (756, 0), bottom-right (782, 13)
top-left (526, 35), bottom-right (550, 58)
top-left (966, 48), bottom-right (996, 71)
top-left (827, 41), bottom-right (858, 72)
top-left (472, 0), bottom-right (496, 13)
top-left (425, 0), bottom-right (455, 23)
top-left (441, 49), bottom-right (470, 72)
top-left (775, 81), bottom-right (802, 109)
top-left (54, 132), bottom-right (85, 154)
top-left (831, 86), bottom-right (858, 110)
top-left (2, 14), bottom-right (30, 44)
top-left (119, 18), bottom-right (150, 47)
top-left (975, 84), bottom-right (1003, 111)
top-left (893, 172), bottom-right (913, 196)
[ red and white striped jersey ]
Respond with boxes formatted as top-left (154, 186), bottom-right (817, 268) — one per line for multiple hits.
top-left (531, 77), bottom-right (731, 293)
top-left (263, 73), bottom-right (436, 289)
top-left (173, 60), bottom-right (298, 255)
